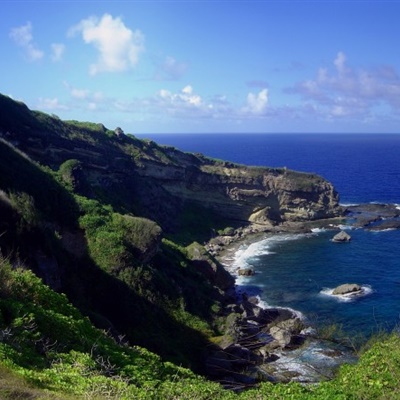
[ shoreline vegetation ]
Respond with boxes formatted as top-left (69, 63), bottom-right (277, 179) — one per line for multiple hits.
top-left (1, 93), bottom-right (400, 398)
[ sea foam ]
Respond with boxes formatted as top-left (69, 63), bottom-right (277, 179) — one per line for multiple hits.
top-left (320, 285), bottom-right (373, 302)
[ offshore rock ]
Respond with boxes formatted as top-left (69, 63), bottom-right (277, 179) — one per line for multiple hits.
top-left (332, 283), bottom-right (362, 295)
top-left (237, 268), bottom-right (255, 276)
top-left (332, 230), bottom-right (351, 242)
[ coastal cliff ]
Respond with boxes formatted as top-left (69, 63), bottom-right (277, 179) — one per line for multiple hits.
top-left (0, 93), bottom-right (341, 236)
top-left (0, 93), bottom-right (347, 395)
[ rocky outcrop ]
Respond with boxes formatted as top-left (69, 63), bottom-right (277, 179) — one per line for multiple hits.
top-left (345, 203), bottom-right (400, 231)
top-left (186, 242), bottom-right (235, 290)
top-left (142, 154), bottom-right (342, 228)
top-left (332, 231), bottom-right (351, 242)
top-left (205, 298), bottom-right (308, 388)
top-left (333, 283), bottom-right (362, 295)
top-left (237, 268), bottom-right (255, 276)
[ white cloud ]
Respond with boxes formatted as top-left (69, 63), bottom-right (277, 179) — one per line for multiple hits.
top-left (51, 43), bottom-right (65, 62)
top-left (69, 13), bottom-right (144, 75)
top-left (10, 22), bottom-right (44, 61)
top-left (37, 97), bottom-right (68, 111)
top-left (158, 85), bottom-right (202, 108)
top-left (287, 52), bottom-right (400, 120)
top-left (244, 89), bottom-right (269, 114)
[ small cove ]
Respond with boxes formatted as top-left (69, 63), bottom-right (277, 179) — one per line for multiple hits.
top-left (224, 226), bottom-right (400, 337)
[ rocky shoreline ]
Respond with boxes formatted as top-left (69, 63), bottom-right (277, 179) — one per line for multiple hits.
top-left (204, 203), bottom-right (399, 389)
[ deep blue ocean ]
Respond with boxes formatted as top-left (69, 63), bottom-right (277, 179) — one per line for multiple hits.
top-left (138, 133), bottom-right (400, 337)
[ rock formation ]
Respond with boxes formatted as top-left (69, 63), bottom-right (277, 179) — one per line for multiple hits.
top-left (0, 93), bottom-right (343, 234)
top-left (332, 230), bottom-right (351, 242)
top-left (332, 283), bottom-right (362, 295)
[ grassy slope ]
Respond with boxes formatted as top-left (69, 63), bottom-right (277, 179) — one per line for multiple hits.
top-left (1, 93), bottom-right (399, 398)
top-left (1, 258), bottom-right (400, 399)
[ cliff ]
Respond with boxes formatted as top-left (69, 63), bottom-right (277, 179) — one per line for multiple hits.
top-left (0, 92), bottom-right (343, 391)
top-left (0, 93), bottom-right (341, 237)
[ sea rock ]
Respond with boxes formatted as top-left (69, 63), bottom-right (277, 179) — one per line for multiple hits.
top-left (332, 283), bottom-right (362, 295)
top-left (332, 230), bottom-right (351, 242)
top-left (237, 268), bottom-right (255, 276)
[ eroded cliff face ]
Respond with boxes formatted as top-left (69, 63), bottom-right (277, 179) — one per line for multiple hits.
top-left (0, 93), bottom-right (342, 232)
top-left (134, 147), bottom-right (342, 228)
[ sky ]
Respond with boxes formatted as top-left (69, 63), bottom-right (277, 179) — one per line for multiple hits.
top-left (2, 0), bottom-right (400, 134)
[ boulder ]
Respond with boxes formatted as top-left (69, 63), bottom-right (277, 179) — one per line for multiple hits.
top-left (332, 230), bottom-right (351, 242)
top-left (332, 283), bottom-right (362, 295)
top-left (269, 317), bottom-right (305, 349)
top-left (237, 268), bottom-right (255, 276)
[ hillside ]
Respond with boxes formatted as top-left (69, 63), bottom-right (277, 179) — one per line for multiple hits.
top-left (2, 93), bottom-right (399, 399)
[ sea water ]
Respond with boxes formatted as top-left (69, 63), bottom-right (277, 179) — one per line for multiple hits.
top-left (137, 133), bottom-right (400, 337)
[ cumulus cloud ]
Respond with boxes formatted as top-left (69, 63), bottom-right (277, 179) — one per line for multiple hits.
top-left (51, 43), bottom-right (65, 62)
top-left (114, 85), bottom-right (273, 123)
top-left (158, 85), bottom-right (203, 108)
top-left (10, 22), bottom-right (44, 61)
top-left (69, 13), bottom-right (145, 75)
top-left (244, 89), bottom-right (269, 115)
top-left (286, 51), bottom-right (400, 120)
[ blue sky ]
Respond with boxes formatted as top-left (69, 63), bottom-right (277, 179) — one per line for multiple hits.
top-left (2, 0), bottom-right (400, 134)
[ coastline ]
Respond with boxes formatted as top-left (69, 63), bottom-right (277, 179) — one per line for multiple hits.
top-left (204, 203), bottom-right (400, 388)
top-left (204, 216), bottom-right (356, 388)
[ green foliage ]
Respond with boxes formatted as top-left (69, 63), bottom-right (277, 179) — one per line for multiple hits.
top-left (77, 196), bottom-right (161, 271)
top-left (4, 91), bottom-right (400, 399)
top-left (0, 257), bottom-right (205, 398)
top-left (0, 140), bottom-right (78, 228)
top-left (58, 159), bottom-right (82, 189)
top-left (112, 213), bottom-right (162, 254)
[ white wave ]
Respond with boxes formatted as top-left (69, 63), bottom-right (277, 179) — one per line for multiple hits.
top-left (231, 234), bottom-right (304, 271)
top-left (255, 296), bottom-right (270, 309)
top-left (249, 296), bottom-right (306, 321)
top-left (327, 223), bottom-right (353, 231)
top-left (231, 233), bottom-right (306, 273)
top-left (395, 204), bottom-right (400, 211)
top-left (370, 228), bottom-right (397, 233)
top-left (320, 285), bottom-right (373, 302)
top-left (231, 241), bottom-right (270, 272)
top-left (340, 203), bottom-right (360, 207)
top-left (311, 227), bottom-right (327, 233)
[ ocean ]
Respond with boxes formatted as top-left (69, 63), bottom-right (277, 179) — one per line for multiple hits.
top-left (137, 133), bottom-right (400, 338)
